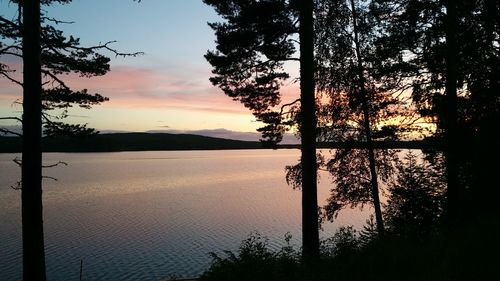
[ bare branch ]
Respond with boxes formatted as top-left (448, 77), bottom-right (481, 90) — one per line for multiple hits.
top-left (0, 51), bottom-right (22, 58)
top-left (0, 127), bottom-right (22, 137)
top-left (42, 70), bottom-right (70, 89)
top-left (11, 181), bottom-right (21, 190)
top-left (67, 41), bottom-right (144, 57)
top-left (12, 98), bottom-right (22, 106)
top-left (42, 176), bottom-right (59, 182)
top-left (42, 17), bottom-right (75, 25)
top-left (13, 157), bottom-right (22, 167)
top-left (42, 161), bottom-right (68, 168)
top-left (392, 84), bottom-right (413, 100)
top-left (0, 15), bottom-right (17, 28)
top-left (0, 71), bottom-right (23, 86)
top-left (42, 112), bottom-right (53, 123)
top-left (279, 98), bottom-right (301, 116)
top-left (0, 44), bottom-right (22, 55)
top-left (0, 117), bottom-right (22, 122)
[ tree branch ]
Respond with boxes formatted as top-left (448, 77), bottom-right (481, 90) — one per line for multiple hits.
top-left (42, 161), bottom-right (68, 168)
top-left (0, 15), bottom-right (17, 28)
top-left (0, 50), bottom-right (22, 58)
top-left (66, 41), bottom-right (144, 57)
top-left (279, 98), bottom-right (301, 116)
top-left (42, 17), bottom-right (75, 25)
top-left (0, 127), bottom-right (21, 136)
top-left (11, 181), bottom-right (21, 190)
top-left (13, 157), bottom-right (21, 166)
top-left (42, 70), bottom-right (70, 89)
top-left (0, 71), bottom-right (23, 86)
top-left (0, 117), bottom-right (22, 122)
top-left (42, 176), bottom-right (59, 181)
top-left (0, 44), bottom-right (22, 55)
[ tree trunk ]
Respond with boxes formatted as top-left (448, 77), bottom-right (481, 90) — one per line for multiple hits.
top-left (349, 0), bottom-right (385, 235)
top-left (299, 0), bottom-right (320, 260)
top-left (22, 0), bottom-right (47, 280)
top-left (444, 0), bottom-right (460, 229)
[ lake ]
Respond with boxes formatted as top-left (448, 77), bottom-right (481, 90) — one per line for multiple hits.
top-left (0, 150), bottom-right (369, 281)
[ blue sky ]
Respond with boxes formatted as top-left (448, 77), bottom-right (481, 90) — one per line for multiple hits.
top-left (0, 0), bottom-right (301, 140)
top-left (43, 0), bottom-right (221, 67)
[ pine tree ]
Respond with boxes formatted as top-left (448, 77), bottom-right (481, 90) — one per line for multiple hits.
top-left (384, 152), bottom-right (445, 239)
top-left (1, 2), bottom-right (140, 279)
top-left (372, 0), bottom-right (500, 226)
top-left (1, 1), bottom-right (141, 137)
top-left (314, 0), bottom-right (407, 235)
top-left (204, 0), bottom-right (320, 259)
top-left (20, 1), bottom-right (46, 279)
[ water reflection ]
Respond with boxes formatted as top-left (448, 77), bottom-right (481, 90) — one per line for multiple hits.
top-left (0, 150), bottom-right (369, 280)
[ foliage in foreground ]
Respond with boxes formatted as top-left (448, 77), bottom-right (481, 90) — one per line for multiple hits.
top-left (200, 221), bottom-right (499, 281)
top-left (199, 149), bottom-right (497, 281)
top-left (200, 233), bottom-right (300, 281)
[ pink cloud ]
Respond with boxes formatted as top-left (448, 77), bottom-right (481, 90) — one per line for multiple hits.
top-left (0, 62), bottom-right (302, 116)
top-left (61, 65), bottom-right (302, 115)
top-left (55, 65), bottom-right (246, 114)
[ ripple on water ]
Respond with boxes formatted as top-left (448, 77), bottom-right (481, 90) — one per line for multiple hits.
top-left (0, 150), bottom-right (370, 281)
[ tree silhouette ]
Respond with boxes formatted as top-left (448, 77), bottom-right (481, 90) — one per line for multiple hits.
top-left (1, 2), bottom-right (141, 137)
top-left (372, 0), bottom-right (500, 227)
top-left (313, 0), bottom-right (415, 235)
top-left (1, 1), bottom-right (140, 279)
top-left (204, 0), bottom-right (320, 259)
top-left (204, 0), bottom-right (298, 145)
top-left (298, 0), bottom-right (320, 260)
top-left (446, 0), bottom-right (500, 222)
top-left (384, 151), bottom-right (445, 239)
top-left (442, 0), bottom-right (460, 228)
top-left (201, 0), bottom-right (498, 279)
top-left (20, 0), bottom-right (45, 280)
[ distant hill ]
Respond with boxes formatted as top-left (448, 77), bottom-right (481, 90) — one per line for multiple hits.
top-left (0, 133), bottom-right (437, 153)
top-left (0, 133), bottom-right (265, 153)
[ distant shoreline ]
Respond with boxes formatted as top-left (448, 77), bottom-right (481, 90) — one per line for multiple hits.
top-left (0, 132), bottom-right (438, 153)
top-left (0, 132), bottom-right (271, 153)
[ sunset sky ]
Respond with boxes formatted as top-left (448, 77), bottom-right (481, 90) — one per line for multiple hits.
top-left (0, 0), bottom-right (301, 141)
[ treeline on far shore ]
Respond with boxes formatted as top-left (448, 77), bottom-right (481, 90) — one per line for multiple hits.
top-left (1, 132), bottom-right (443, 153)
top-left (0, 133), bottom-right (264, 153)
top-left (1, 132), bottom-right (442, 153)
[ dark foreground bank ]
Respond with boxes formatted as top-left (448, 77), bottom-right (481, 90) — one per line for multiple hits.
top-left (198, 219), bottom-right (499, 281)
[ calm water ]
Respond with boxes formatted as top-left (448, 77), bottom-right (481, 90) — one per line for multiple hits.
top-left (0, 150), bottom-right (369, 281)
